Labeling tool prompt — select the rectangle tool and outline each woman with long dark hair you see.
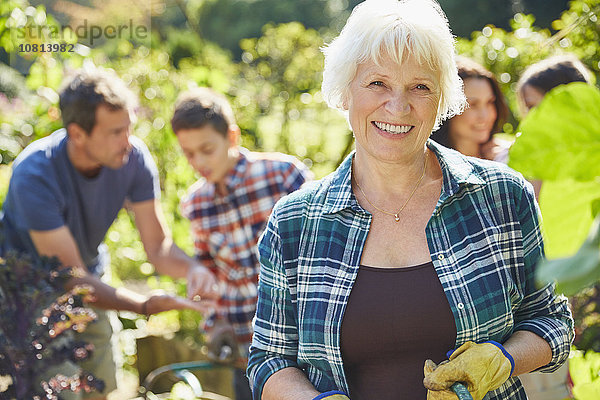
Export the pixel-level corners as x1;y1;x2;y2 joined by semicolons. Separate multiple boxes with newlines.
431;56;510;162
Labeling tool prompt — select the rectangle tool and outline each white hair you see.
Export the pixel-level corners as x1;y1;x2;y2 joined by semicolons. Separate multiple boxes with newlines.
321;0;467;130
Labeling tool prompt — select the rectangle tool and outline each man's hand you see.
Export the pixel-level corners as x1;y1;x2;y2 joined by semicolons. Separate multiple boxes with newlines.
186;264;221;300
144;291;217;315
423;341;514;400
205;318;238;364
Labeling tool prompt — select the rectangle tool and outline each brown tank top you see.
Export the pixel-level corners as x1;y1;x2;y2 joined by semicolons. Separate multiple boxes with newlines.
340;262;456;400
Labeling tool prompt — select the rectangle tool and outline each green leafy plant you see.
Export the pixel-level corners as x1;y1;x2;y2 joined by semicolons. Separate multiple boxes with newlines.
0;252;104;399
237;22;350;177
509;82;600;182
536;217;600;297
508;82;600;362
509;82;600;269
509;82;600;259
569;348;600;399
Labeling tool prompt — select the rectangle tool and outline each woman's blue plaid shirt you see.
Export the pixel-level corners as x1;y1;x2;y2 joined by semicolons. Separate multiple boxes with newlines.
248;140;574;400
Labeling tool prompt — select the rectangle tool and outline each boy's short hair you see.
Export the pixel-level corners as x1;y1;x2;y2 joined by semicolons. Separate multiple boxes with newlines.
59;67;136;134
171;88;236;136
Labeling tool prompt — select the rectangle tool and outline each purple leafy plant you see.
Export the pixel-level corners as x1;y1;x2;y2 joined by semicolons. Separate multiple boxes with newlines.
0;251;105;399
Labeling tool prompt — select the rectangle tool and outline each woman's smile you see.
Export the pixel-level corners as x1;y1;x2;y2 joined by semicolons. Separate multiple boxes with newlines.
372;121;414;137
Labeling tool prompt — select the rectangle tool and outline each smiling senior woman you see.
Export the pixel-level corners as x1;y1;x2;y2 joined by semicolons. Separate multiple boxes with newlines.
247;0;573;399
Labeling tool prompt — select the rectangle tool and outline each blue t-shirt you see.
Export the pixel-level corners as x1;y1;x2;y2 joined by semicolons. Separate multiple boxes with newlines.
0;129;159;273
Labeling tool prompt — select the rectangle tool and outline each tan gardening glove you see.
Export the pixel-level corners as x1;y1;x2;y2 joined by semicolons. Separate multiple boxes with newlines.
423;341;514;400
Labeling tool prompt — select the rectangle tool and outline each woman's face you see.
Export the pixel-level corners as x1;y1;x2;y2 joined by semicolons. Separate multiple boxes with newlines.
448;77;497;145
520;84;545;116
346;52;441;163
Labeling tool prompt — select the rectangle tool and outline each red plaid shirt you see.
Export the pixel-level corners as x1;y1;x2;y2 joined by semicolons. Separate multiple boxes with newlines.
180;148;310;356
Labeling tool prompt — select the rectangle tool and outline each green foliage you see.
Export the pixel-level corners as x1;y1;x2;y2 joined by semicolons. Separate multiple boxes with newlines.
0;71;62;165
161;28;205;68
508;83;600;257
237;22;350;177
1;0;78;70
569;348;600;399
509;83;600;181
571;284;600;352
456;0;600;132
184;0;570;60
536;217;600;297
456;13;555;130
0;252;103;398
505;63;600;354
550;0;600;81
0;1;68;165
442;0;518;38
439;0;569;38
0;165;10;205
538;180;600;259
0;62;28;99
197;0;340;58
509;82;600;261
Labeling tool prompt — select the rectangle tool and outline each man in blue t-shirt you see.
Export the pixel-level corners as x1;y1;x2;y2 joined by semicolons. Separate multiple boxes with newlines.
0;68;219;399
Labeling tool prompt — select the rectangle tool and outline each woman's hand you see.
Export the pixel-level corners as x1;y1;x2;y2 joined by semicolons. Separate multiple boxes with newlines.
423;341;513;400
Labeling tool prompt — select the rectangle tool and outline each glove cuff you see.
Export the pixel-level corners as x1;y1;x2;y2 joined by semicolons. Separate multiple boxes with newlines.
313;390;350;400
484;340;515;376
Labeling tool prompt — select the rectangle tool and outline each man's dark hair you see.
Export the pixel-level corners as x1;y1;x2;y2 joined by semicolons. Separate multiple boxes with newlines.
171;88;236;137
59;68;135;134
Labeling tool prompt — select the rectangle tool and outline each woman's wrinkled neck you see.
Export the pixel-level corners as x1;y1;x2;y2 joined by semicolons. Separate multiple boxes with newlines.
352;146;436;197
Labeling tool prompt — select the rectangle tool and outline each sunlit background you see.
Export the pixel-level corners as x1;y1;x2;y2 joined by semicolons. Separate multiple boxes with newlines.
1;0;599;398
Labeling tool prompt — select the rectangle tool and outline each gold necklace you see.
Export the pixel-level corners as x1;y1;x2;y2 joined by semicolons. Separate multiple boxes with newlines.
353;152;429;222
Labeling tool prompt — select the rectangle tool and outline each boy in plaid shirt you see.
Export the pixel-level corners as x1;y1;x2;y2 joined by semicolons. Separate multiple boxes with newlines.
171;88;310;399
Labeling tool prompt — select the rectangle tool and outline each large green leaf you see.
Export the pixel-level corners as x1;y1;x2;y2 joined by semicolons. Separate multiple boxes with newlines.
539;180;600;259
508;82;600;182
508;82;600;293
536;215;600;296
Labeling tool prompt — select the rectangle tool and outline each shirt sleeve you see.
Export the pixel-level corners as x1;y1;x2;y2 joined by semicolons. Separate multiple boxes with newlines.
128;139;160;203
179;194;217;270
282;158;312;194
11;171;65;231
247;206;300;400
512;179;574;373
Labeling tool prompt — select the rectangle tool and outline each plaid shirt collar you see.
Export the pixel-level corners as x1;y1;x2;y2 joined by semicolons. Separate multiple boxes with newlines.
213;147;251;193
323;139;486;215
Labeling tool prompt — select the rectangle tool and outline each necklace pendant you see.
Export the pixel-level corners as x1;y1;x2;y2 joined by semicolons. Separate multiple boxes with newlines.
394;214;400;222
